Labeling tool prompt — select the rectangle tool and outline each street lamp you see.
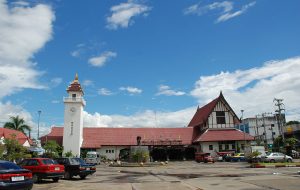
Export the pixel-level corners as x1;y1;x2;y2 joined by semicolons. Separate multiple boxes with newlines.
37;110;41;140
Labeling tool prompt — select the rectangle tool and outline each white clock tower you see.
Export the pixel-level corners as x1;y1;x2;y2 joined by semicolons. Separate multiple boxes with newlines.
63;73;85;157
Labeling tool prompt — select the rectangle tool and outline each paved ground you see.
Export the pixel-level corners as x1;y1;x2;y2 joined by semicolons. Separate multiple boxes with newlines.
32;161;300;190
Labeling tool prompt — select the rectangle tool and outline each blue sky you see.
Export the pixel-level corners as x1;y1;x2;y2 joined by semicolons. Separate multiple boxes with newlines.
0;0;300;138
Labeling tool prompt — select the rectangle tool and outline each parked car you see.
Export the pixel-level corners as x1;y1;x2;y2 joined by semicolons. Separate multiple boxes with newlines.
55;157;96;179
263;152;293;163
19;158;64;183
216;151;235;162
195;152;215;163
0;160;33;190
85;151;101;165
231;153;246;162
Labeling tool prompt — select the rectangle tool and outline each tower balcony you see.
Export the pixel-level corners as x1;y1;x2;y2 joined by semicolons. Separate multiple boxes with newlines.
63;97;86;106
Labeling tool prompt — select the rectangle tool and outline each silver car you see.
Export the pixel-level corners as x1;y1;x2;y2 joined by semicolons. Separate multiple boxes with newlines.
264;152;293;163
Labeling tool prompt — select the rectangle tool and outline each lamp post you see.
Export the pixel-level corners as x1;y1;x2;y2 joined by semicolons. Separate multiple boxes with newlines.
37;110;41;140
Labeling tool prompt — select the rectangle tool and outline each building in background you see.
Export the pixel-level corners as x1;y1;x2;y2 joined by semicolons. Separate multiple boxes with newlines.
242;116;281;146
41;74;254;160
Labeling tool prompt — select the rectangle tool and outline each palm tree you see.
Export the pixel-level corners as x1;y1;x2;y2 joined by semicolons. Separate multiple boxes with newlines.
3;116;31;135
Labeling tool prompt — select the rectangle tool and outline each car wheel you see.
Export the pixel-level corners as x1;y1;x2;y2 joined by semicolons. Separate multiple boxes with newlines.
32;174;40;183
287;158;292;163
80;175;87;179
270;159;275;163
64;171;72;180
53;177;59;182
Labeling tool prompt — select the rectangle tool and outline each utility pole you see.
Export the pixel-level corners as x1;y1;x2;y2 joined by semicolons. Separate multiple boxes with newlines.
37;110;42;140
274;98;285;141
241;110;246;150
262;113;267;146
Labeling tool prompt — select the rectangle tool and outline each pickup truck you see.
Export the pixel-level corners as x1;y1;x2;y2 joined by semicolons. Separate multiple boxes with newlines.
55;157;96;179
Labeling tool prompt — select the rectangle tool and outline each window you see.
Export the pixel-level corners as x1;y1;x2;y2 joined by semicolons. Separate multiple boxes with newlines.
232;144;235;149
219;144;223;151
112;150;114;153
216;111;226;124
106;150;108;153
72;94;76;100
209;145;213;150
225;144;229;150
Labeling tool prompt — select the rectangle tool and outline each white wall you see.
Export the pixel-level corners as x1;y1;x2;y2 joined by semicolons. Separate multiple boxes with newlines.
208;101;237;129
63;94;85;157
97;146;129;160
244;117;280;144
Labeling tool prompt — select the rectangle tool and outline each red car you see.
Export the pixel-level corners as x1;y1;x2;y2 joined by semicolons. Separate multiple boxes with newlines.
19;158;64;183
195;152;215;163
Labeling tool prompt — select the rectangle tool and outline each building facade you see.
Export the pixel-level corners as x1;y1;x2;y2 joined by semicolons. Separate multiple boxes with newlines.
41;74;254;160
243;116;280;145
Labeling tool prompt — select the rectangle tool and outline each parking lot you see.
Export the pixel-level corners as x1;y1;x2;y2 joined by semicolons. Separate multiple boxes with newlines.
32;161;300;190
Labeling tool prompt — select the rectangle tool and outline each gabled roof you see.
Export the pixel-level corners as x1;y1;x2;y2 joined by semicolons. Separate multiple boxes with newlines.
66;73;84;94
40;127;194;148
193;128;254;142
0;127;32;145
188;92;240;127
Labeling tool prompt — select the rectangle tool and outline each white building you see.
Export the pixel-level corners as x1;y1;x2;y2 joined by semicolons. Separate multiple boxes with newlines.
243;116;280;145
63;73;85;157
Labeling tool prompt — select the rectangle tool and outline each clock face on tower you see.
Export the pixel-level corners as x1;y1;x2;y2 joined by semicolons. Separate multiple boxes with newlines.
70;107;76;113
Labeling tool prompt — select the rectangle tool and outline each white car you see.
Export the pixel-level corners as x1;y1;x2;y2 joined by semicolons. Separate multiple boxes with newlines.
263;152;293;163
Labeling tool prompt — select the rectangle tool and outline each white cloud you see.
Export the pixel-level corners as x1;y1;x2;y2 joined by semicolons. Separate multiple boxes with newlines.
50;77;62;87
0;0;55;137
83;80;94;87
83;108;194;128
51;100;60;104
156;85;185;96
88;51;117;67
119;86;142;95
217;2;256;23
106;0;151;30
0;0;55;98
184;1;256;23
190;56;300;121
98;88;113;96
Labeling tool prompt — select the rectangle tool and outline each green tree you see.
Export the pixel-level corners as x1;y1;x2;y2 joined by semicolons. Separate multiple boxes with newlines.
3;134;26;162
285;137;298;149
43;140;60;158
273;136;284;152
286;121;300;125
64;151;73;157
4;116;31;135
0;144;5;159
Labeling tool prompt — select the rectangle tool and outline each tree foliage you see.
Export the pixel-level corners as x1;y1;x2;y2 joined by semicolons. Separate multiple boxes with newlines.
3;134;26;162
4;116;31;135
286;121;300;125
43;140;60;158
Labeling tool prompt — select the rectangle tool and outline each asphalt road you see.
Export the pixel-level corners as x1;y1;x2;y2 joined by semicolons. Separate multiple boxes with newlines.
32;161;300;190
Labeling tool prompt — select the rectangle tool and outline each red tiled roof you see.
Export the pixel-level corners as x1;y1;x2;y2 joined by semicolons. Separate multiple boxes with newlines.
41;127;194;148
0;127;32;145
188;98;218;127
188;92;240;127
193;128;255;142
66;74;84;94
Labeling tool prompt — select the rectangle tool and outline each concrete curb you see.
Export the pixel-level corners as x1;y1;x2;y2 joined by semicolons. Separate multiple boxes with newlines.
251;164;300;168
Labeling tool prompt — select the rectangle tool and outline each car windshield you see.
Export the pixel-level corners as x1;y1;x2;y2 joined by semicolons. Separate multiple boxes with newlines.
70;158;86;165
266;152;272;156
42;159;58;165
86;154;96;158
0;162;22;170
